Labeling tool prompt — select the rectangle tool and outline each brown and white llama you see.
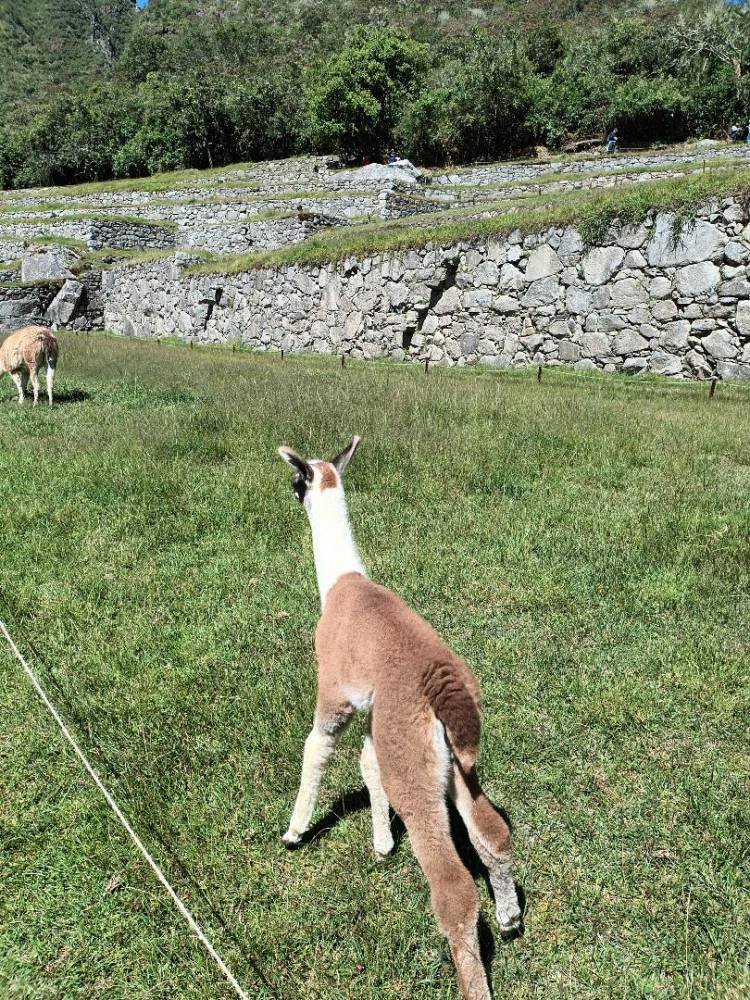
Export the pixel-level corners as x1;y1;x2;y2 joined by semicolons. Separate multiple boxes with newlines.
278;436;522;1000
0;326;58;406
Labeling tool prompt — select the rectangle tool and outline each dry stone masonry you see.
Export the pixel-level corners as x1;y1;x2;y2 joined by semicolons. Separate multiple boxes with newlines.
102;198;750;380
2;148;750;379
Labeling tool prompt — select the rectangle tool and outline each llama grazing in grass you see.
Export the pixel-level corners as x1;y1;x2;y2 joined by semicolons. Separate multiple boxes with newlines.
0;326;58;406
278;437;522;1000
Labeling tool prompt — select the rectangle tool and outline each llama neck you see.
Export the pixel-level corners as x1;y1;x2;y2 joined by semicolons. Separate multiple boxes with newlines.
308;489;367;608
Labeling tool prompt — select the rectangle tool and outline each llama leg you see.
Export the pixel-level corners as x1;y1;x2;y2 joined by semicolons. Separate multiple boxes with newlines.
10;372;24;404
403;807;490;1000
29;366;40;406
46;365;55;406
360;733;393;856
451;764;522;934
283;706;352;846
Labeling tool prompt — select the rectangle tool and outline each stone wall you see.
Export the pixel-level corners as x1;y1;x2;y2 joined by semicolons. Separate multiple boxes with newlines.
0;283;60;331
433;144;750;187
0;272;103;332
100;198;750;380
88;220;176;251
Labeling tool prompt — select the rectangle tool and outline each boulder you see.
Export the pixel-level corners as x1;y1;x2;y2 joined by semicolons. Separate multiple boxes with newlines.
525;245;561;281
463;288;492;309
387;281;410;307
45;279;85;326
659;321;690;351
474;261;499;286
522;276;560;306
649;277;673;300
651;300;679;322
735;300;750;337
702;329;737;360
499;263;524;291
721;277;750;297
336;162;420;186
21;246;75;283
623;357;648;374
558;228;584;256
716;360;750;380
460;333;478;355
685;349;712;377
617;224;649;250
582;246;624;285
647;214;725;267
724;241;748;266
650;352;683;376
558;339;580;363
674;262;720;298
580;332;611;358
566;285;592;315
432;286;462;315
610;278;647;310
613;329;648;355
493;295;520;314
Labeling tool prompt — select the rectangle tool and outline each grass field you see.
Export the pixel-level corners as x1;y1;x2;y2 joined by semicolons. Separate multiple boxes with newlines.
0;333;748;999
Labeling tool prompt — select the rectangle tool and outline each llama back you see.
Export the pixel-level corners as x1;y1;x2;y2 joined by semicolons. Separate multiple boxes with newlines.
1;326;57;371
319;572;482;768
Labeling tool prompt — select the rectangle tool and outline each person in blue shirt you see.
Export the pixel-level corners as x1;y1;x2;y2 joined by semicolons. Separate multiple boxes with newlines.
606;127;619;153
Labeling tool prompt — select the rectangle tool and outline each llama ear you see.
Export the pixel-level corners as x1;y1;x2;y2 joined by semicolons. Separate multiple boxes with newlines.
330;436;361;476
277;446;313;482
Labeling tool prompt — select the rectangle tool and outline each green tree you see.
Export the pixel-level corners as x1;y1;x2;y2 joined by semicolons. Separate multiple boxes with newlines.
399;32;535;164
305;27;428;159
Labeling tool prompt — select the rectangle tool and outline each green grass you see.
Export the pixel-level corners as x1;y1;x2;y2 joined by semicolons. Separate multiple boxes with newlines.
26;235;88;251
188;167;750;274
0;333;748;999
470;156;749;195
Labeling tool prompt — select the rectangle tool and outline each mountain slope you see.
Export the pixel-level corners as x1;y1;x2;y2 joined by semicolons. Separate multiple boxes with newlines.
0;0;135;118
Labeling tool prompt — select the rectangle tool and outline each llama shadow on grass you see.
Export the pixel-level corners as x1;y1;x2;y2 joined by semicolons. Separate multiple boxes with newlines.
52;388;91;405
292;783;525;986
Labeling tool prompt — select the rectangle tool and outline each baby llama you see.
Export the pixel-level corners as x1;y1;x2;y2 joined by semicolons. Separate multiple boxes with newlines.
278;436;521;1000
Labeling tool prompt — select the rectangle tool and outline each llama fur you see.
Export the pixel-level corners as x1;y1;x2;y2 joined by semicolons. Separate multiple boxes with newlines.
278;437;522;1000
0;326;58;405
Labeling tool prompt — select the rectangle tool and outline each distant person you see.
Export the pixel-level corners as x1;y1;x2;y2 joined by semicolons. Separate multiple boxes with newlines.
746;121;750;145
362;154;370;166
606;127;618;153
387;148;398;163
729;123;743;141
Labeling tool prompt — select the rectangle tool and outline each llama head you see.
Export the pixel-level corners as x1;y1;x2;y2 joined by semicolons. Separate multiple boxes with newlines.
277;437;360;511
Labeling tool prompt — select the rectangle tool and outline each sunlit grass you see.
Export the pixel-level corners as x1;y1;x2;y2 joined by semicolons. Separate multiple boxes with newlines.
0;333;748;999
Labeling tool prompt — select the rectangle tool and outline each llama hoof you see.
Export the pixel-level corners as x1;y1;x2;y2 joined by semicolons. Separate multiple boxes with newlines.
496;901;523;936
281;829;302;848
373;837;394;857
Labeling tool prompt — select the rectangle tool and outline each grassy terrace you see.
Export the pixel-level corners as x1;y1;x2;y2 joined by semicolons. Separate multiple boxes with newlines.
0;333;748;999
468;156;749;196
0;141;740;204
0;213;177;232
188;168;750;274
0;191;379;216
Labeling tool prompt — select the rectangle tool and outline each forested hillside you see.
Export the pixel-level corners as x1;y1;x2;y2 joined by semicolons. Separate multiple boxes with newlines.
1;0;749;189
0;0;134;114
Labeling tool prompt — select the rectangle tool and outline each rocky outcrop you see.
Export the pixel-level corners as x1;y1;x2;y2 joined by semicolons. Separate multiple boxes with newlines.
20;245;76;283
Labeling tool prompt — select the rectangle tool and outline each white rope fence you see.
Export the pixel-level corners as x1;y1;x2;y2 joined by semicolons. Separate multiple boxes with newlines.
0;620;250;1000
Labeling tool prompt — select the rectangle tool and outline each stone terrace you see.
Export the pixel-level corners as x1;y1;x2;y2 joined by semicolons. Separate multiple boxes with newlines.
1;144;750;379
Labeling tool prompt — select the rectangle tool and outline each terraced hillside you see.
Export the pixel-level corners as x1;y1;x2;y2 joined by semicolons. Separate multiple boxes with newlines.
1;141;750;380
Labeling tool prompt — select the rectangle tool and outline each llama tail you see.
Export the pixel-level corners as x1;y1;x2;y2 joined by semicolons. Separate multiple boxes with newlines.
40;330;57;368
423;661;481;774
